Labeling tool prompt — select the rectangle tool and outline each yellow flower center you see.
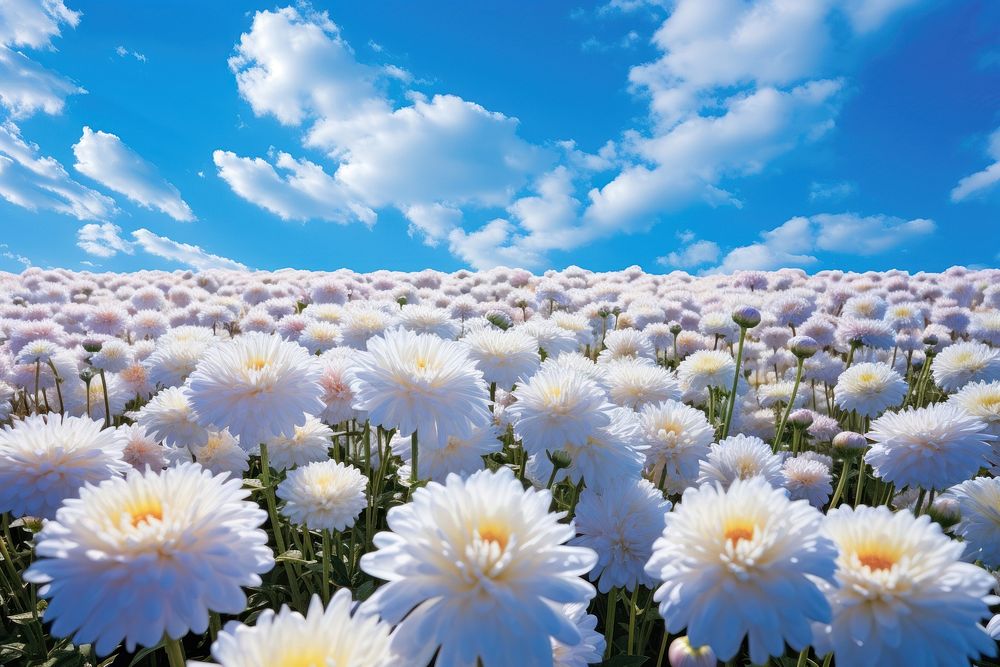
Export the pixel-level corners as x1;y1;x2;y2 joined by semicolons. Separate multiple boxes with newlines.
246;356;268;371
277;649;329;667
477;521;510;551
723;519;756;545
856;548;897;571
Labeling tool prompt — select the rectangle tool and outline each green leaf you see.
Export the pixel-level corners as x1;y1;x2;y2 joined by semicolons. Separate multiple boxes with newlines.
128;644;163;667
275;549;307;563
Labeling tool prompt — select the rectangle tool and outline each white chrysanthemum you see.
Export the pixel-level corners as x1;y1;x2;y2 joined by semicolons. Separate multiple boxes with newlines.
833;362;907;417
89;339;133;373
348;328;491;449
813;505;997;667
603;357;681;409
144;329;215;388
118;361;154;399
597;328;655;364
0;414;129;519
63;371;130;419
24;463;274;655
507;364;614;456
521;319;580;357
398;304;461;339
948;476;1000;567
360;467;597;667
133;385;209;448
190;591;395;667
865;403;996;490
571;479;670;593
298;320;342;354
932;341;1000;393
393;422;501;483
782;456;832;508
756;380;808;409
277;459;367;531
637;399;714;493
645;477;836;665
340;305;397;350
317;352;365;424
697;434;784;490
551;406;647;490
192;430;249;477
677;350;736;392
551;603;605;667
969;311;1000;346
948;380;1000;436
187;332;324;447
462;328;540;389
118;423;167;471
264;416;333;470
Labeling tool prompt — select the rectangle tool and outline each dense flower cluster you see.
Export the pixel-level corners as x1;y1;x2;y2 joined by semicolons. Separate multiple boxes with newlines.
0;264;998;666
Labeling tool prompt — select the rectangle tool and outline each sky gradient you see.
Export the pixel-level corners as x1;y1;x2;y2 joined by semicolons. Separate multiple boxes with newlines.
0;0;997;274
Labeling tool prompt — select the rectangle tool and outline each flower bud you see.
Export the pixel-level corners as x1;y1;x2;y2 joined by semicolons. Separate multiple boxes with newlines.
546;449;572;471
832;431;868;452
922;333;939;347
668;636;717;667
669;323;683;335
485;310;512;330
788;335;819;359
789;408;814;428
732;305;761;329
928;496;961;528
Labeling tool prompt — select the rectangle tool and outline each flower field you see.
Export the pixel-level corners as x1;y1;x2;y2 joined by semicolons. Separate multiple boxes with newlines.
1;264;1000;666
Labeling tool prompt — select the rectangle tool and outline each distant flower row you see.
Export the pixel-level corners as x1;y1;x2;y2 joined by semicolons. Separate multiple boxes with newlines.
0;264;998;666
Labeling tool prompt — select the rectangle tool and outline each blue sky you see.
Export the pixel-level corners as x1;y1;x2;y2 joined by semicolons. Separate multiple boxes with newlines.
0;0;997;274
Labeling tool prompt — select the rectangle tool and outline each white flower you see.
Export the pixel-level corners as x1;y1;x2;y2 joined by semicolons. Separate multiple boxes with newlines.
603;357;682;409
833;362;907;417
0;414;129;518
24;463;274;655
298;320;342;354
571;479;670;593
360;467;597;667
558;407;647;490
462;328;540;389
187;332;324;447
192;430;249;477
932;341;1000;393
645;477;836;664
865;403;996;490
551;603;605;667
264;416;334;470
948;380;1000;436
348;328;491;449
63;371;130;419
637;399;714;493
143;326;216;388
317;352;365;424
191;591;395;667
89;339;134;373
133;385;209;448
507;365;614;456
814;505;997;666
677;350;736;392
393;422;502;483
118;423;167;471
277;459;367;531
947;476;1000;567
697;434;784;490
782;456;832;508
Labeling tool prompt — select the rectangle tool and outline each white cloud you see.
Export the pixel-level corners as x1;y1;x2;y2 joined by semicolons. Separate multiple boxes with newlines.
404;203;461;246
0;243;30;267
0;121;117;220
447;218;544;270
212;149;375;225
115;45;147;62
73;127;195;221
950;127;1000;202
76;222;134;258
710;212;935;272
842;0;923;34
809;180;856;202
131;228;247;271
0;0;83;118
658;239;721;268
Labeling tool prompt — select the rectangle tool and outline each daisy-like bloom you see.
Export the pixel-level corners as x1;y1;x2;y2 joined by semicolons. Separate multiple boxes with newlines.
187;332;325;447
644;477;836;665
551;603;605;667
676;350;736;393
507;364;614;457
298;320;342;354
348;327;491;449
932;341;1000;393
89;339;133;373
836;317;895;350
813;505;997;667
118;423;167;471
571;479;671;593
190;591;395;667
597;328;656;364
277;459;367;531
697;434;784;490
63;371;130;419
969;310;1000;346
398;304;461;339
603;357;681;409
865;403;996;490
636;399;714;493
462;328;540;389
133;385;210;448
948;380;1000;436
393;422;502;483
192;430;249;477
947;476;1000;567
143;330;215;388
317;352;365;424
521;319;580;357
339;305;397;350
833;362;907;418
782;456;832;508
0;414;130;519
550;312;596;347
118;360;154;399
553;407;647;491
24;463;274;655
85;303;130;337
756;380;808;409
15;338;60;365
263;416;333;470
360;467;598;667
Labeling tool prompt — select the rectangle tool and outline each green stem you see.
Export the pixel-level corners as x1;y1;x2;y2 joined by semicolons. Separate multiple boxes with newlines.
604;588;618;659
655;631;669;667
321;529;332;604
98;369;112;426
162;636;185;667
854;460;867;507
408;431;418;500
46;360;64;414
627;585;640;655
722;327;747;439
796;648;810;667
259;444;303;609
773;359;804;453
829;459;852;508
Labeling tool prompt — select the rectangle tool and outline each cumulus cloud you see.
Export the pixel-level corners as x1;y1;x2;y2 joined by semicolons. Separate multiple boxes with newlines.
658;239;721;269
76;222;134;258
0;121;117;220
0;0;84;118
710;213;935;273
72;127;195;221
950;127;1000;202
130;228;248;271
